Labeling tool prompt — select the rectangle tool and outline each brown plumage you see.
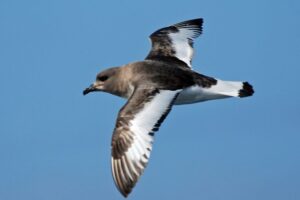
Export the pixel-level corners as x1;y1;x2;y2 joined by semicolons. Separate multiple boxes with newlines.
83;18;254;197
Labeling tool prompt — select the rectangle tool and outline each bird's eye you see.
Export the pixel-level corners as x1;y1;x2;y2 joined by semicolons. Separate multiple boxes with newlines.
98;75;108;82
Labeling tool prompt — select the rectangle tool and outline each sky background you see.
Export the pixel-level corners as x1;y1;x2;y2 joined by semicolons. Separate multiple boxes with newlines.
1;0;299;199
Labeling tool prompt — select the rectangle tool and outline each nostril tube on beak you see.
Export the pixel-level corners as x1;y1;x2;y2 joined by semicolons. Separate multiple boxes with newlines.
83;88;90;95
83;84;95;95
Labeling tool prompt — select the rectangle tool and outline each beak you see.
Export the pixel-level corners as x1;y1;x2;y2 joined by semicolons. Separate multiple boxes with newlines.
83;84;97;95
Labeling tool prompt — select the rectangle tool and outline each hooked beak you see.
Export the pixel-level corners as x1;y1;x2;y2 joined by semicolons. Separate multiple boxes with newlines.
83;83;101;95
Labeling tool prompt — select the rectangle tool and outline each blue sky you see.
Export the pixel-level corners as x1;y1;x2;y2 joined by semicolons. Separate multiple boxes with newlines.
1;0;299;199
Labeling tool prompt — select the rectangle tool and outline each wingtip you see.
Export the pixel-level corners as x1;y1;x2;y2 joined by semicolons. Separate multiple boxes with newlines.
111;157;136;198
192;18;204;24
149;18;204;39
174;18;204;35
175;18;203;27
120;191;130;198
179;18;203;24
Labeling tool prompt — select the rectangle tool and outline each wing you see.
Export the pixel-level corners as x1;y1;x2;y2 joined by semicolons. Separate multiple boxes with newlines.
146;18;203;68
111;87;181;197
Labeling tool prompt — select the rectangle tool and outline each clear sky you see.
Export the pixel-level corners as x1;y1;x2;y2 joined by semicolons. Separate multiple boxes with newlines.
1;0;299;199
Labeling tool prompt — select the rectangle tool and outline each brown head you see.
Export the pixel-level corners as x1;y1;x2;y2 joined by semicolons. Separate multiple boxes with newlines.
83;67;121;96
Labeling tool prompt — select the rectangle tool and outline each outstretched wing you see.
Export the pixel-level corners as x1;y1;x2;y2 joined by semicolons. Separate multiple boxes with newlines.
146;18;203;68
111;87;181;197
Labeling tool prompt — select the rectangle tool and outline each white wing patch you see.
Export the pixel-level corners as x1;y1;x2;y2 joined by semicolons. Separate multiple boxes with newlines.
146;18;203;69
169;24;202;67
130;90;180;134
125;89;180;164
111;89;181;197
169;31;194;67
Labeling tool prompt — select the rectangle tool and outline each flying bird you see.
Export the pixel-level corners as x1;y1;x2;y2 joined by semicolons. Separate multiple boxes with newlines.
83;18;254;197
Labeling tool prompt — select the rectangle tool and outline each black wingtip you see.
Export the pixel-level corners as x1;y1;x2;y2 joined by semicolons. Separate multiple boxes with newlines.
177;18;203;25
239;82;254;97
121;191;129;198
190;18;203;25
149;18;204;39
175;18;203;33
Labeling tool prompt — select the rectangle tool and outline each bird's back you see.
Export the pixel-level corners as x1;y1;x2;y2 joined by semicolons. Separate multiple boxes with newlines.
124;60;198;90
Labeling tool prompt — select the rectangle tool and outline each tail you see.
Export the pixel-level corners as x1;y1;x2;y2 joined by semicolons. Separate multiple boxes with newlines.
210;80;254;98
239;82;254;97
174;79;254;105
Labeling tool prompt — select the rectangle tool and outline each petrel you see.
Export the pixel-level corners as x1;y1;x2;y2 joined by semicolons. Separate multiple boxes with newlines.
83;18;254;197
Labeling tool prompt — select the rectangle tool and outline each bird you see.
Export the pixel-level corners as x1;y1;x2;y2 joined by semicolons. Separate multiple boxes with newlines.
83;18;254;197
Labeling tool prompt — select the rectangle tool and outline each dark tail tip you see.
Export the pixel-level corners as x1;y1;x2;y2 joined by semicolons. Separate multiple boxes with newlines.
239;82;254;97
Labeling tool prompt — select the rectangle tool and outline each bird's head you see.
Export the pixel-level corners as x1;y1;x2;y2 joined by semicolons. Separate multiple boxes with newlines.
83;67;119;95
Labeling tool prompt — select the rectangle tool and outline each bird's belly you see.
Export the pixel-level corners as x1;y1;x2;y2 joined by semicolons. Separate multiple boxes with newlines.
174;85;229;105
